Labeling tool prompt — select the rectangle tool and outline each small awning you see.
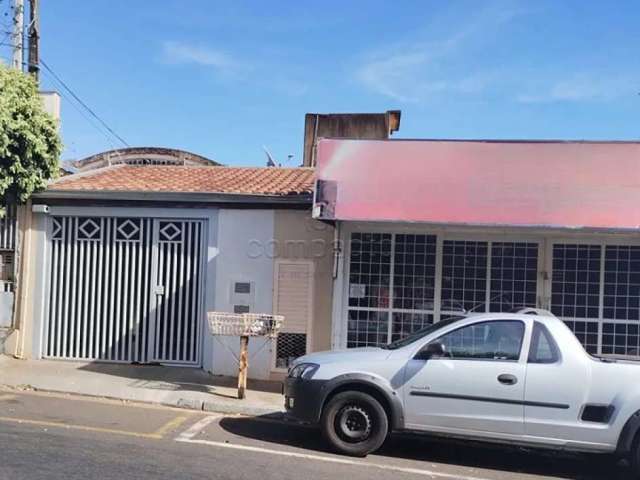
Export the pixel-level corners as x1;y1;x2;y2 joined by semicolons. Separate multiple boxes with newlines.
313;139;640;231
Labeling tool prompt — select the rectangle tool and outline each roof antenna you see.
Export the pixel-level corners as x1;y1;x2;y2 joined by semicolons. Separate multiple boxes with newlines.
263;146;278;167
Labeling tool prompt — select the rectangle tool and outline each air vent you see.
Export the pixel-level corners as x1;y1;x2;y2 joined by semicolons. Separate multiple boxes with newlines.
276;333;307;369
581;405;614;423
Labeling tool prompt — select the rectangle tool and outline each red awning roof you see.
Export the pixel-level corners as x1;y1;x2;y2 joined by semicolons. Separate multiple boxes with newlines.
314;139;640;230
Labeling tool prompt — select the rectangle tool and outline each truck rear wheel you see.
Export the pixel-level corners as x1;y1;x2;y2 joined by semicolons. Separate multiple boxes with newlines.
631;435;640;478
321;391;388;457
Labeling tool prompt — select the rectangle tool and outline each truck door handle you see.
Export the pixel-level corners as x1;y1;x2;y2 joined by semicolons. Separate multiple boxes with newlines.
497;374;518;385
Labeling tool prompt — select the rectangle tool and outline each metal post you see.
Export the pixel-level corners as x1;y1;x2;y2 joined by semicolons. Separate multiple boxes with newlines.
237;335;249;399
27;0;39;82
11;0;24;71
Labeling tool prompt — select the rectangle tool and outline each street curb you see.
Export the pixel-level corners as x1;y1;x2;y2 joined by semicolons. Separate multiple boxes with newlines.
171;397;285;417
201;399;284;417
1;383;285;417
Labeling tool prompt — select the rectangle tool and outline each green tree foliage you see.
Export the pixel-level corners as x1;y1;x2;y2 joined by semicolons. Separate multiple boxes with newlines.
0;65;61;209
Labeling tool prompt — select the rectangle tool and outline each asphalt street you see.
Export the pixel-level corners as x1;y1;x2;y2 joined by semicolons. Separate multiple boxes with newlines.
0;389;633;480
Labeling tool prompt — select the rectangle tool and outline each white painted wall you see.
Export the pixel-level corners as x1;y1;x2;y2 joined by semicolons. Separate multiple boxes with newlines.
30;211;49;358
207;209;275;380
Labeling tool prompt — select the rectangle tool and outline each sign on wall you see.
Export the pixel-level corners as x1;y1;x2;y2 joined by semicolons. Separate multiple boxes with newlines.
313;139;640;231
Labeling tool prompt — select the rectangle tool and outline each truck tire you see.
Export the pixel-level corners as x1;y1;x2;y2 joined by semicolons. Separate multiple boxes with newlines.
632;435;640;478
321;390;389;457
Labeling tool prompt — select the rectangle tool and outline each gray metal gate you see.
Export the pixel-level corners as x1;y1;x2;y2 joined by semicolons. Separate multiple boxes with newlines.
45;216;205;365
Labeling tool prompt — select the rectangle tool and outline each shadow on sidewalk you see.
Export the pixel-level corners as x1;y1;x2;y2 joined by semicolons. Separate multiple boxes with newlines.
218;415;630;480
78;362;282;398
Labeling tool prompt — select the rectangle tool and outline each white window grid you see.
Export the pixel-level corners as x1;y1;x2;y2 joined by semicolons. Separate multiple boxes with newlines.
551;244;601;320
440;240;488;315
346;234;538;348
440;240;538;316
601;245;640;355
347;310;390;348
603;246;640;321
551;243;640;357
347;233;392;310
393;234;437;311
490;242;538;312
347;233;436;347
344;230;640;358
563;320;599;354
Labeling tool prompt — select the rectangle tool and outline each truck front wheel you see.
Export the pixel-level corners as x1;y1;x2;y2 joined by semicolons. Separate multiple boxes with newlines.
321;391;388;457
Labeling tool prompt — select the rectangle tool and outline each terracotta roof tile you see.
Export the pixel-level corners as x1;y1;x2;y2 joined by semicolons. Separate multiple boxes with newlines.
49;165;315;196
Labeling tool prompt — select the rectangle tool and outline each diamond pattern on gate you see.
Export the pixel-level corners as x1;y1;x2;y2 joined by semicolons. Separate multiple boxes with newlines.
159;222;182;242
52;218;63;240
78;218;100;240
116;219;141;241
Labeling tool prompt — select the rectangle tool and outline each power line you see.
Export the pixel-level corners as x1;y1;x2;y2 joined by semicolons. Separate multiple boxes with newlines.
0;30;11;46
0;54;124;153
39;66;120;152
40;58;129;147
0;28;15;61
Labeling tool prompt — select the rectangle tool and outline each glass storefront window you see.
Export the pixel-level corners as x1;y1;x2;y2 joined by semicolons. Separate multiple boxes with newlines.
345;232;640;357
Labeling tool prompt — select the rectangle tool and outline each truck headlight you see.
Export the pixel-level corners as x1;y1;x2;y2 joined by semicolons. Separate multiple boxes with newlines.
288;363;319;379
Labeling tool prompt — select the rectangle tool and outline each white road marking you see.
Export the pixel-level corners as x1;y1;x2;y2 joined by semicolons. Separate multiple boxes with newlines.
174;414;498;480
177;437;499;480
176;414;221;441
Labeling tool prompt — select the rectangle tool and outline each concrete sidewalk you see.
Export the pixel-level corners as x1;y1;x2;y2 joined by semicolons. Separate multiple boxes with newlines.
0;356;284;416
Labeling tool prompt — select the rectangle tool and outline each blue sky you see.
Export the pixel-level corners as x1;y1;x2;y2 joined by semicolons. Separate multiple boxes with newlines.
2;0;639;165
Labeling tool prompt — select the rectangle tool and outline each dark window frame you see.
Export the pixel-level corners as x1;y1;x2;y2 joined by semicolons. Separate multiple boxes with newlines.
528;321;561;364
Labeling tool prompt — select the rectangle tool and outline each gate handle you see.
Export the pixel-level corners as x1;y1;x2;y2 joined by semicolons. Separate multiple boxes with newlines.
497;374;518;385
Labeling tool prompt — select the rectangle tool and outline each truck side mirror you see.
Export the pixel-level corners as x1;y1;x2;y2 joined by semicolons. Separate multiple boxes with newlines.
415;342;446;360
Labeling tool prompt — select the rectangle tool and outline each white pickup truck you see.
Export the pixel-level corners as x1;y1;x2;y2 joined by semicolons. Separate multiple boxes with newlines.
284;310;640;475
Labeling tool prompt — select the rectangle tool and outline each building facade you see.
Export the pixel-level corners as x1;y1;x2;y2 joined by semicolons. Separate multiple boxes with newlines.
315;139;640;359
10;157;330;381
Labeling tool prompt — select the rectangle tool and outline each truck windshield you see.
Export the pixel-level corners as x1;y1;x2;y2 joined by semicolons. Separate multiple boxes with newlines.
381;316;465;350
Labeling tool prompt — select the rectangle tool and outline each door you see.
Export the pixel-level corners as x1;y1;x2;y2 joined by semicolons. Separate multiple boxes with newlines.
149;219;205;365
403;319;527;435
524;321;594;443
45;216;205;365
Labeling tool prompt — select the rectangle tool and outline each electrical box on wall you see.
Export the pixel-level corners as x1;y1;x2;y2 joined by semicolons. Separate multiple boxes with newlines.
230;280;255;313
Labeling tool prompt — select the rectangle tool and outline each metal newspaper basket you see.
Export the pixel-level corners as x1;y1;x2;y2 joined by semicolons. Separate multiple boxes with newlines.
207;312;284;399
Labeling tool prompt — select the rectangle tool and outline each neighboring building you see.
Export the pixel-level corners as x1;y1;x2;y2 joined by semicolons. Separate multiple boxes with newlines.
302;110;401;167
0;204;16;340
69;147;220;172
1;90;63;353
4;110;404;378
314;138;640;359
10;158;333;381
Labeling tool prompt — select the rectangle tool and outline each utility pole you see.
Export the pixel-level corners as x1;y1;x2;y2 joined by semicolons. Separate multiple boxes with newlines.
27;0;38;83
11;0;24;71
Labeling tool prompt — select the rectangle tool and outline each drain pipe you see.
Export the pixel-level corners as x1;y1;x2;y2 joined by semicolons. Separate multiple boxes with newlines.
332;221;341;279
